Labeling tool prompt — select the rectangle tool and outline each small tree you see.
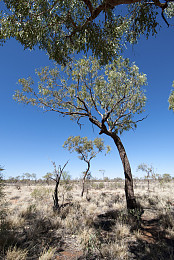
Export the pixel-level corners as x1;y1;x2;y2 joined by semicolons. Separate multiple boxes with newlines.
157;173;172;190
51;161;69;211
43;172;53;185
162;173;172;183
31;173;37;183
99;169;105;180
63;136;110;197
14;56;147;210
137;163;155;192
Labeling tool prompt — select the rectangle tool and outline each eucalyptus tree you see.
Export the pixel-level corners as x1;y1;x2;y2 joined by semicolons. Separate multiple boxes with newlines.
14;56;147;210
63;136;110;197
1;0;174;65
137;163;155;192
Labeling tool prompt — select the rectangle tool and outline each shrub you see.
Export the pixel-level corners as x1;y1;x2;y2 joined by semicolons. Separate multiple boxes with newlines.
0;166;7;230
6;246;28;260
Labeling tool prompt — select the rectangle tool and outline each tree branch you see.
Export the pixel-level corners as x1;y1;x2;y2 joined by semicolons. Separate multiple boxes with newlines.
49;177;57;182
83;0;94;15
84;81;103;117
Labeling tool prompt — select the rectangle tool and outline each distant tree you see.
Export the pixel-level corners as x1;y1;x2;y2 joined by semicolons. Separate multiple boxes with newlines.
43;172;53;185
8;176;18;183
61;171;71;185
137;163;155;192
24;173;31;180
63;136;110;197
162;173;172;183
99;169;105;180
31;173;37;182
14;56;147;210
104;177;110;182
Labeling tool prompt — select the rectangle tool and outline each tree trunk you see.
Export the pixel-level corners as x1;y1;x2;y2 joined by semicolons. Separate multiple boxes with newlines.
81;161;90;197
147;178;150;193
53;176;60;210
111;133;137;210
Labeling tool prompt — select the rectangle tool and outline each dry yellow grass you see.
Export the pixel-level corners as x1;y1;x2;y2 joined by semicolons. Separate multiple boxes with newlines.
1;180;174;259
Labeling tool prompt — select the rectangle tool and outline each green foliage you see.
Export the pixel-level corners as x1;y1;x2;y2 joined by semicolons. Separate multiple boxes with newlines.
162;173;172;183
168;81;174;111
137;163;156;192
98;182;105;189
42;172;53;184
156;173;172;186
63;136;110;162
165;2;174;18
61;171;71;184
31;188;51;200
1;0;171;65
14;56;147;136
137;163;156;179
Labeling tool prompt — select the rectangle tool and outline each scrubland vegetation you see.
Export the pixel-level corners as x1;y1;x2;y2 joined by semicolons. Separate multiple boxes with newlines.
1;2;174;259
1;178;174;259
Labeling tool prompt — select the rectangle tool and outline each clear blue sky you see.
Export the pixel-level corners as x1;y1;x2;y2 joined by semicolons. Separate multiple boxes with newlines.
1;24;174;180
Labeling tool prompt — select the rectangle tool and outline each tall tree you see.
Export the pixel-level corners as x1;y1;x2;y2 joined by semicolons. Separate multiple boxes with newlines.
0;0;174;65
63;136;110;197
14;56;147;210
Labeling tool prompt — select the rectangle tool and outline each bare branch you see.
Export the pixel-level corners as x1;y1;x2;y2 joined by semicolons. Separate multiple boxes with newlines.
49;177;57;182
61;160;69;173
134;114;148;124
76;95;90;114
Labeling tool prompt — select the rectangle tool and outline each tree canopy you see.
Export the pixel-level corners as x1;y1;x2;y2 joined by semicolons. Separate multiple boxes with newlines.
63;136;110;162
13;55;147;209
63;136;110;196
14;56;147;135
1;0;174;65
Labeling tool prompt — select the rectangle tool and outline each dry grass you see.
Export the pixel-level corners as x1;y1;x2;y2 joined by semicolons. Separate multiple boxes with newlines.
6;246;28;260
0;180;174;259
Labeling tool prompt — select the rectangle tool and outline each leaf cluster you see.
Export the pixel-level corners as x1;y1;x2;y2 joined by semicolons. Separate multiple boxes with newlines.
1;0;171;65
137;163;156;179
14;56;147;135
63;136;110;162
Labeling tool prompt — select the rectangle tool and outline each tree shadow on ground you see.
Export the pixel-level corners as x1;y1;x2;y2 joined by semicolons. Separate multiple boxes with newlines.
0;206;65;259
92;208;174;259
93;209;142;232
93;210;120;231
129;212;174;260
